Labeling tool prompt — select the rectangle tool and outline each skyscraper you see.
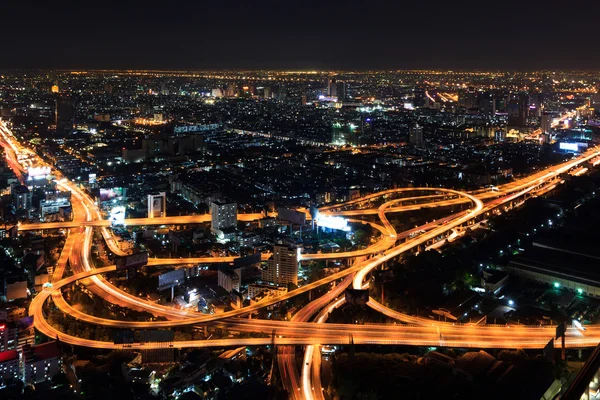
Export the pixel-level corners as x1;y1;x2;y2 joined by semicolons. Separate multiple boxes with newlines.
409;124;424;146
478;92;496;115
12;185;31;210
328;78;337;97
518;93;530;125
160;82;169;95
55;97;74;135
262;245;299;286
541;113;553;135
458;89;477;109
508;93;529;129
211;201;237;230
337;81;346;101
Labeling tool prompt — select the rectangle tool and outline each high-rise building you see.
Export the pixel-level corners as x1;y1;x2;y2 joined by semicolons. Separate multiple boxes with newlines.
147;192;166;218
328;78;337;97
55;97;74;135
478;92;496;115
541;113;553;134
508;93;529;128
263;86;272;99
337;81;347;101
12;185;31;210
518;93;530;125
458;89;478;109
262;245;299;286
529;93;544;117
160;82;169;96
218;266;241;293
211;201;237;230
409;124;424;146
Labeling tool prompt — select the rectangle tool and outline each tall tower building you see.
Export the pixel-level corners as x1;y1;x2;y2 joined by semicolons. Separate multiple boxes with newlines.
55;97;74;135
409;124;424;146
478;92;496;115
518;93;529;126
160;82;169;96
458;89;477;109
337;81;347;101
262;245;299;286
328;78;337;97
541;113;553;135
211;201;237;230
12;185;31;210
263;86;272;99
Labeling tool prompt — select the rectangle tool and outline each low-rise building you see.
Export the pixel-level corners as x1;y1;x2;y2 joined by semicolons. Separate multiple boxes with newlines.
481;270;509;295
218;267;241;293
23;341;63;384
247;284;288;300
0;350;19;381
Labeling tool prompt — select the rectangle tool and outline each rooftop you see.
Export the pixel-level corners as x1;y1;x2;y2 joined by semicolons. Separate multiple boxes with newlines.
0;350;18;363
25;340;61;362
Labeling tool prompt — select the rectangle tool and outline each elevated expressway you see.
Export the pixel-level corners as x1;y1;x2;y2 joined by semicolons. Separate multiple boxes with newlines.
28;149;600;344
3;120;600;398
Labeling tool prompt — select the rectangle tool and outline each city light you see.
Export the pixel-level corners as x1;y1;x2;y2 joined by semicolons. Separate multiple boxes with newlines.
4;63;600;399
573;319;586;331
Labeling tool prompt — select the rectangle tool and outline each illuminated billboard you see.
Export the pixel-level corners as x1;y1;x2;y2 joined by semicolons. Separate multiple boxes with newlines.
315;214;351;231
27;166;51;176
110;206;126;226
559;142;579;152
27;166;51;180
100;187;125;201
173;123;221;134
318;95;338;102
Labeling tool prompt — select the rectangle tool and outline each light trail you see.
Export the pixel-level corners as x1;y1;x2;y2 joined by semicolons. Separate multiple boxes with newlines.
4;120;600;362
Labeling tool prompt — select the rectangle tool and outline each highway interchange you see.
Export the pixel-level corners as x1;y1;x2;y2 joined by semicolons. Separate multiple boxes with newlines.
2;119;600;399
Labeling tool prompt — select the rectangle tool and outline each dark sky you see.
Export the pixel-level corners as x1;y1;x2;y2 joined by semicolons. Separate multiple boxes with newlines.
1;0;598;70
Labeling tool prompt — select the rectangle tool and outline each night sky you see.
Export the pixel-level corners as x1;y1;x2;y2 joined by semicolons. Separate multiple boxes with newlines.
1;0;598;70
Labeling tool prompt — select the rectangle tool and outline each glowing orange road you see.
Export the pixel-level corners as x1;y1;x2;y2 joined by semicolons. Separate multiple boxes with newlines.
31;267;600;350
33;187;473;333
4;119;600;356
304;296;346;400
31;146;600;349
353;188;483;289
18;196;463;230
279;275;355;399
